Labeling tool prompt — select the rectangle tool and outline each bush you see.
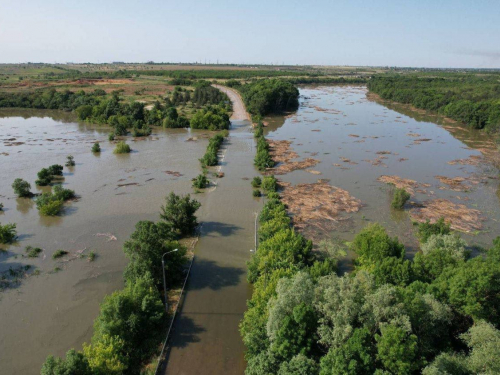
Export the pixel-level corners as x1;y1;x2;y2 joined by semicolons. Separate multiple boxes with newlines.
12;178;32;197
113;141;131;154
200;133;225;167
391;188;410;209
108;132;115;141
52;249;68;259
91;142;101;153
251;176;262;188
36;168;52;186
26;246;43;258
48;164;64;176
417;218;451;243
87;251;96;262
192;174;209;189
241;79;300;116
262;175;278;193
65;155;75;167
0;203;3;211
36;186;74;216
253;189;261;197
0;223;17;244
160;192;201;236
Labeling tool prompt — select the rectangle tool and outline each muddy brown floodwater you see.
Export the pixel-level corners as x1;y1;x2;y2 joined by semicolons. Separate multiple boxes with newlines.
264;86;500;270
0;109;214;374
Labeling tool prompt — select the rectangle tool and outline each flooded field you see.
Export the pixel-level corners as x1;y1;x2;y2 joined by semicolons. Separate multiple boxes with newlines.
264;86;500;266
0;109;212;374
1;86;499;374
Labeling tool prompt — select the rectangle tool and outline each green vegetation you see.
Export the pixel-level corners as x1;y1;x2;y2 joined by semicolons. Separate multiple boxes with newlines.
12;178;32;197
160;192;201;237
0;223;17;244
261;175;277;194
242;196;500;374
52;249;68;259
91;142;101;153
239;79;300;116
36;185;75;216
200;132;226;167
251;176;262;188
0;203;3;211
25;246;43;258
190;105;230;130
35;164;64;186
254;121;275;171
252;189;261;197
391;187;411;209
368;74;500;133
65;155;75;167
192;174;209;189
417;218;451;243
42;192;199;373
113;141;131;154
87;251;96;262
108;132;115;141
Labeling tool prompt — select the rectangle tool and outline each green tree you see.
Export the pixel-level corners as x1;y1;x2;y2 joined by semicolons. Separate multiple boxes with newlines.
83;334;127;375
391;188;410;209
160;192;201;236
41;349;91;375
12;178;32;197
0;223;17;244
375;324;419;375
352;223;405;268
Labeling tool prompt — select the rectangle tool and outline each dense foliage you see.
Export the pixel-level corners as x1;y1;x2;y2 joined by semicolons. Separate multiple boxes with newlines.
42;192;200;374
254;121;275;171
36;185;75;216
200;132;226;167
190;105;230;130
243;197;500;374
240;79;300;116
113;141;131;154
368;74;500;132
391;188;410;209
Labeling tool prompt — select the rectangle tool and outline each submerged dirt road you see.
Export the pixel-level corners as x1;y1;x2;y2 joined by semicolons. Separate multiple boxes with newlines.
160;87;259;374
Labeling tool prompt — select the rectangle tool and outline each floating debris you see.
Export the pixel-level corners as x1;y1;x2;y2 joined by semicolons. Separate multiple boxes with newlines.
409;199;484;233
377;175;431;195
95;233;117;241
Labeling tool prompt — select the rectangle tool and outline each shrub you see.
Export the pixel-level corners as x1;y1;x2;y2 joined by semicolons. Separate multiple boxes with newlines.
108;132;115;141
0;203;3;211
39;199;64;216
113;141;131;154
262;175;278;193
25;246;43;257
36;186;74;216
76;105;93;120
391;188;410;209
47;164;64;176
12;178;32;197
192;174;209;189
88;251;96;262
0;223;17;244
65;155;75;167
251;176;262;188
417;218;451;243
160;192;201;236
253;189;261;197
53;249;68;259
36;168;52;186
91;142;101;153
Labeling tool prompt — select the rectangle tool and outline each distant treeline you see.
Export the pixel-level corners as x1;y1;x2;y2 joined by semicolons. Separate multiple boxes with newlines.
283;76;368;85
38;69;322;81
368;75;500;132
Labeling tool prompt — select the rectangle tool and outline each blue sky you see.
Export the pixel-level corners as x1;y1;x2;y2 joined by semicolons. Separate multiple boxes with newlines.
0;0;499;68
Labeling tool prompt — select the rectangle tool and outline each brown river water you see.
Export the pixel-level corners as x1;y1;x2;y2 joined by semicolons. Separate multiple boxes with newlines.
0;85;499;374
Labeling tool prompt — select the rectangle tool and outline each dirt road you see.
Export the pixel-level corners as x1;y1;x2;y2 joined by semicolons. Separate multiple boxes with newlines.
213;84;251;121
